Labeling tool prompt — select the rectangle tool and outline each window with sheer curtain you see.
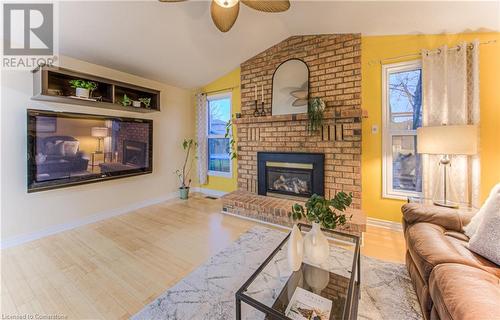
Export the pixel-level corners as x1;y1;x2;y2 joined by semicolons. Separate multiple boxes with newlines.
382;60;423;199
207;93;232;177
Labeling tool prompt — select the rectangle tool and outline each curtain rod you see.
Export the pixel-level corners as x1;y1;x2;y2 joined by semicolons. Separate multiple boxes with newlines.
370;40;497;66
199;86;238;96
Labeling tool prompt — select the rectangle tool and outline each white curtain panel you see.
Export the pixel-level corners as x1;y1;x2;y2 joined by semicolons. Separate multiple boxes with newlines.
421;40;480;206
196;93;208;185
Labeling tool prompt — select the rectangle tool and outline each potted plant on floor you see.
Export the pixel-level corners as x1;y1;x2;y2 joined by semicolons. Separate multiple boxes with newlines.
290;192;353;265
68;79;98;99
175;138;197;200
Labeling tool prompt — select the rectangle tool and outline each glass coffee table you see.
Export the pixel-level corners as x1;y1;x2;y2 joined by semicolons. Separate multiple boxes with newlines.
236;223;361;320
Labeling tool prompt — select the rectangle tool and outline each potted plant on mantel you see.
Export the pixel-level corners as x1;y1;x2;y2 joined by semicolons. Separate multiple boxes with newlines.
68;79;98;99
289;192;353;265
175;138;197;200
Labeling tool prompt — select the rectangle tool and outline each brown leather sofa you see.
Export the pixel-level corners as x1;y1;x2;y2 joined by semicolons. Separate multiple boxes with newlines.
402;203;500;320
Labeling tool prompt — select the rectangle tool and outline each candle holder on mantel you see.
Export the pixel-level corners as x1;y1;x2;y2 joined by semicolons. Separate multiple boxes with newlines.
260;101;266;116
253;100;260;117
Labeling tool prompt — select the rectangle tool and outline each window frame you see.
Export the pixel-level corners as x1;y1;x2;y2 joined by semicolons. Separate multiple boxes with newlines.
207;92;233;178
382;60;422;200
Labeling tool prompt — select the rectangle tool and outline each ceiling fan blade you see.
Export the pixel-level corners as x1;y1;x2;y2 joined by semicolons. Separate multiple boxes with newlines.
241;0;290;12
211;0;240;32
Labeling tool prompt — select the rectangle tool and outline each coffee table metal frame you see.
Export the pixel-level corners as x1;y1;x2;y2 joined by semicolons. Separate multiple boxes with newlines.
235;223;361;320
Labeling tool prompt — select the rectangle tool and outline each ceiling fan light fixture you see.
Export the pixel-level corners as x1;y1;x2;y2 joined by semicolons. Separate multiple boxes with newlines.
214;0;239;8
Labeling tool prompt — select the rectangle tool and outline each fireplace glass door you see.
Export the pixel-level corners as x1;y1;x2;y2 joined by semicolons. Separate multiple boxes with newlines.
266;162;313;198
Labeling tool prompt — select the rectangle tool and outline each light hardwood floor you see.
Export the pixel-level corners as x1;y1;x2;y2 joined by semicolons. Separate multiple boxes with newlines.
1;194;406;319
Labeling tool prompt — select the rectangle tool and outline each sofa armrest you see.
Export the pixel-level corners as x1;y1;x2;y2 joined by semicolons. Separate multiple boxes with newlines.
402;203;475;233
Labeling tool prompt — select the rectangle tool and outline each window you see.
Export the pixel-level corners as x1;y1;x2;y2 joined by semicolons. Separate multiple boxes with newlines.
207;93;232;177
382;60;423;199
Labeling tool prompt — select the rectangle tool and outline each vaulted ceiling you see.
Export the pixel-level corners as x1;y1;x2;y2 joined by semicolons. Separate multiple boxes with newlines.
59;1;500;88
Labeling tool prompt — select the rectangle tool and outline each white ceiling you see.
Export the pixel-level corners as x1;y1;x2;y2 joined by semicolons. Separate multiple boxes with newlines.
59;1;500;89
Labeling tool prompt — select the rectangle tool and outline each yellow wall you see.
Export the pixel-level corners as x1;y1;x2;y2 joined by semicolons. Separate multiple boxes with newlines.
199;67;241;192
362;33;500;222
200;33;500;222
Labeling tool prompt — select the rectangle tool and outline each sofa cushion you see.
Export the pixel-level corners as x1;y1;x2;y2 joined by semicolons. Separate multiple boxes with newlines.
469;201;500;265
464;183;500;237
402;203;474;233
406;223;500;283
429;263;500;320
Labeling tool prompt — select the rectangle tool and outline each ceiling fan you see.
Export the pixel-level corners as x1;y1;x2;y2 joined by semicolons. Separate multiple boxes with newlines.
159;0;290;32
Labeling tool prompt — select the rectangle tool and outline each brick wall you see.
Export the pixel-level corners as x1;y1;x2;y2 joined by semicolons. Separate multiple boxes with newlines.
235;34;362;208
116;122;150;163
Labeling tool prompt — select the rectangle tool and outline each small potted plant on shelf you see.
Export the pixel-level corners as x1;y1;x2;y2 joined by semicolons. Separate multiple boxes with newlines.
290;192;353;265
175;138;197;200
119;94;132;107
138;97;151;109
68;79;98;99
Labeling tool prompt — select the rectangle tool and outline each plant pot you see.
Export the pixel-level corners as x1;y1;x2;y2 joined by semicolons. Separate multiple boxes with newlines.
132;101;141;108
75;88;90;99
179;187;190;200
303;222;329;266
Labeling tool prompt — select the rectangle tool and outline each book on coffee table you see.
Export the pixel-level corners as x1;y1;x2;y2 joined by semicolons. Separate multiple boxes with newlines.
285;287;332;320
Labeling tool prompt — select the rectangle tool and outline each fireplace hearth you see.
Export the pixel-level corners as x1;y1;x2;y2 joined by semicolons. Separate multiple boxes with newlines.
258;152;324;199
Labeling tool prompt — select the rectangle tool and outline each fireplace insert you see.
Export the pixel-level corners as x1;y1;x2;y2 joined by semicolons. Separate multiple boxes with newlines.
27;109;153;192
257;152;324;199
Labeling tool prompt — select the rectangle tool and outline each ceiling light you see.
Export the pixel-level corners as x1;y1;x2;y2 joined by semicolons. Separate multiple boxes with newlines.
214;0;239;8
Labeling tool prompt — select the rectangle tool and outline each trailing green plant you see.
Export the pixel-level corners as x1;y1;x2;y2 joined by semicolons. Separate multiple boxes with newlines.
290;192;353;229
225;119;237;160
119;94;132;107
175;138;197;189
307;97;326;134
68;79;98;91
138;97;151;108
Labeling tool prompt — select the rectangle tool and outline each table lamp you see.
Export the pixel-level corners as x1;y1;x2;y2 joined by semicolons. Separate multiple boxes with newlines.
91;127;108;153
417;124;478;208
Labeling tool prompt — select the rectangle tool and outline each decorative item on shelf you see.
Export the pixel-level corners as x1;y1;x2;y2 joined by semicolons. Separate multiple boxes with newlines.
290;192;353;266
225;119;237;160
235;112;242;118
175;138;197;200
272;58;309;116
132;100;141;108
47;88;62;96
68;79;97;99
91;127;108;153
138;97;151;109
307;97;325;134
252;84;266;117
119;94;132;107
260;101;266;116
417;124;478;208
287;224;304;272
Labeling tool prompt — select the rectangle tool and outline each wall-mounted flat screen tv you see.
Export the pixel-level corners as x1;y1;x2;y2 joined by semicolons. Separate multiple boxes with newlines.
27;109;153;192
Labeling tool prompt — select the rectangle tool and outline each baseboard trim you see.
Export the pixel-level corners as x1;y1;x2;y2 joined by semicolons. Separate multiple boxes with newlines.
192;187;228;198
1;192;179;249
367;217;403;231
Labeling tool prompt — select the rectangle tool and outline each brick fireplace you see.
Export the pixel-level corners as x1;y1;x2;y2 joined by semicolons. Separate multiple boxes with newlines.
221;34;365;234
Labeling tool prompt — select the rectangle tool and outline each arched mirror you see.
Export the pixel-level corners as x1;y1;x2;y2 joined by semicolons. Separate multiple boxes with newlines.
271;59;309;116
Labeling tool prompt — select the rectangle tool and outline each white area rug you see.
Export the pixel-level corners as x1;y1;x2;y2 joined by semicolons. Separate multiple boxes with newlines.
132;226;422;320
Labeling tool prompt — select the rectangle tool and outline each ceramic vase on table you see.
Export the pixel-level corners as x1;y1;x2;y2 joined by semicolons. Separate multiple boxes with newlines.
287;224;304;272
303;222;329;266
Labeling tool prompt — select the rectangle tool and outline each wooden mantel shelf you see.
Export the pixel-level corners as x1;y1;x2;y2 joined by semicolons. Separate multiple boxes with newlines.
233;109;368;125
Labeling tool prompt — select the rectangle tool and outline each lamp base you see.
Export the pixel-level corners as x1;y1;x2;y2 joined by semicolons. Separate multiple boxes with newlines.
433;200;459;209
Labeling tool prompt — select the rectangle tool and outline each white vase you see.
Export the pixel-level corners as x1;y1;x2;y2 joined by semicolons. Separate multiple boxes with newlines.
75;87;90;98
287;224;304;272
303;222;330;266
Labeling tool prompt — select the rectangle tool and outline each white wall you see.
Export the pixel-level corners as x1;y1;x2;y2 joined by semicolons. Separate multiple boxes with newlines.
0;56;195;245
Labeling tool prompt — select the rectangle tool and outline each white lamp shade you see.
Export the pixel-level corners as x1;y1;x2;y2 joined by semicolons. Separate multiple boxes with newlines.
91;127;108;138
417;125;478;155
